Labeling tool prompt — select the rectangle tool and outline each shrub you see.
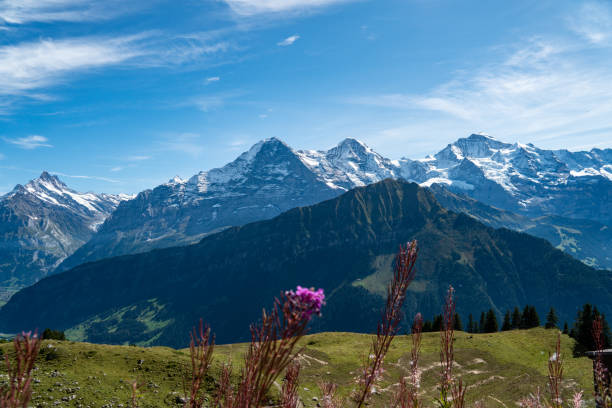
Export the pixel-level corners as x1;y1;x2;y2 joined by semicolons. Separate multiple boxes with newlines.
41;328;65;341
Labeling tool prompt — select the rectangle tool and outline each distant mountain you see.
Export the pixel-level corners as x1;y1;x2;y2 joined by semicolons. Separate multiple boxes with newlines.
429;185;612;270
58;135;612;272
57;138;341;272
0;172;130;300
3;179;610;347
400;134;612;224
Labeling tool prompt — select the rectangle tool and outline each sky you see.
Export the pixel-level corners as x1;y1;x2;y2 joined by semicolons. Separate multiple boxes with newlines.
1;0;612;194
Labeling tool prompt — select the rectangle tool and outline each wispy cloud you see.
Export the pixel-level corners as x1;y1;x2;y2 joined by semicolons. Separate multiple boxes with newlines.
4;135;53;149
126;155;151;161
0;36;144;96
52;171;119;183
222;0;354;16
0;33;233;113
568;1;612;45
206;76;221;83
347;35;612;150
0;0;143;25
195;95;228;112
157;133;205;156
277;35;300;46
192;90;246;112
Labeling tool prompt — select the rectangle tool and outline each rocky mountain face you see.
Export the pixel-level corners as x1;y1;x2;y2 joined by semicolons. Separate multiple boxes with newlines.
0;172;130;300
58;135;612;272
57;138;342;272
3;180;610;347
399;134;612;224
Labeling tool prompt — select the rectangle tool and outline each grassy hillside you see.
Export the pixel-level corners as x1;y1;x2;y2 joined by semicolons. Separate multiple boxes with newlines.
0;328;595;407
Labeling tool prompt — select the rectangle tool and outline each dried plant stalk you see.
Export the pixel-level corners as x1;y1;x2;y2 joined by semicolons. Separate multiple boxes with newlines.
593;317;611;408
439;286;455;397
354;240;418;408
0;331;41;408
185;320;215;408
280;361;300;408
318;382;342;408
547;332;563;408
218;286;324;408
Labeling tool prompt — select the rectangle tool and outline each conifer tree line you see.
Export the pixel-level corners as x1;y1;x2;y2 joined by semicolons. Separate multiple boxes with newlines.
419;303;612;352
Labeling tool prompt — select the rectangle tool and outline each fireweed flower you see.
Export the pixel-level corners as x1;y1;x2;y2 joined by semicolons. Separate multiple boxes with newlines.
286;286;325;320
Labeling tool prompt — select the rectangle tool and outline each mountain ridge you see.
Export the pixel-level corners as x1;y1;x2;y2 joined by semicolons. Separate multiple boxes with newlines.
3;179;609;346
57;134;612;272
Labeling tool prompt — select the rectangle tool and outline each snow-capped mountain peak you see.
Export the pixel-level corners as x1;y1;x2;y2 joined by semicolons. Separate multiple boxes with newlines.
0;172;134;291
57;134;612;276
3;172;132;232
167;175;186;185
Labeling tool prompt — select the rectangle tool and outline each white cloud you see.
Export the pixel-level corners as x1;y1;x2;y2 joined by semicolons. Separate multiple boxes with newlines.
277;35;300;46
52;171;119;183
0;0;142;25
0;33;232;113
568;1;612;45
347;39;612;151
206;76;221;83
4;135;53;149
110;166;123;172
0;36;143;97
222;0;352;16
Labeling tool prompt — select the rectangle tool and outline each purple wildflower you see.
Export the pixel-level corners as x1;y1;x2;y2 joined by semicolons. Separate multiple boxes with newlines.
286;286;325;320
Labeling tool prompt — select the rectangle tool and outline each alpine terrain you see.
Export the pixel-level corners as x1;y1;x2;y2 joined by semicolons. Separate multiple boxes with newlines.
58;135;612;272
0;172;131;301
3;179;610;346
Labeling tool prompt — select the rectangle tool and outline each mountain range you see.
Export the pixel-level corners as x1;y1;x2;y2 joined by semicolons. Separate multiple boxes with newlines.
2;179;609;346
2;134;610;303
58;134;612;273
0;172;130;301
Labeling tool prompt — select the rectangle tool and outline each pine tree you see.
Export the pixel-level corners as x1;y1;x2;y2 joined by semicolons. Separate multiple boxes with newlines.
529;306;540;328
422;320;433;333
432;314;443;332
572;304;612;353
467;314;475;333
545;307;558;329
501;310;512;331
454;313;463;331
484;309;499;333
520;305;530;329
479;311;486;333
563;322;569;335
41;328;66;340
511;307;521;329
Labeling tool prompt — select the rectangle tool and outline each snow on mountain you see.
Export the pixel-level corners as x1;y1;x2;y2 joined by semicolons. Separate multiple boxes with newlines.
2;172;131;231
0;172;131;298
297;138;398;190
57;134;612;274
398;134;612;221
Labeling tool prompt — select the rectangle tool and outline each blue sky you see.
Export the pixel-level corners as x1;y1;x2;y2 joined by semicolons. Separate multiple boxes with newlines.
1;0;612;194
